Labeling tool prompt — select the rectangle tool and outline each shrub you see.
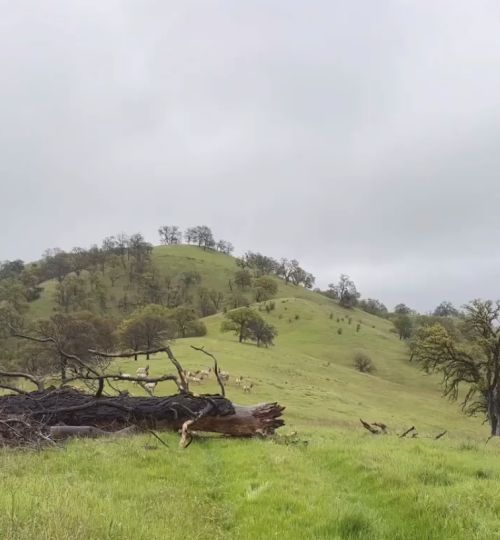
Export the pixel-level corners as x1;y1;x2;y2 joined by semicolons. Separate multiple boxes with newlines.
354;352;374;373
356;323;361;332
348;317;352;325
265;301;276;314
184;319;207;337
337;327;343;335
294;314;300;320
329;313;333;319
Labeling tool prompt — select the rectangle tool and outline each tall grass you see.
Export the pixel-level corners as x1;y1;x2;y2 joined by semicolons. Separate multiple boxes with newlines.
1;432;499;540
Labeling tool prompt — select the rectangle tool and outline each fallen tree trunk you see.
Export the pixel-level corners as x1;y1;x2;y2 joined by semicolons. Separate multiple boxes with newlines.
0;388;285;444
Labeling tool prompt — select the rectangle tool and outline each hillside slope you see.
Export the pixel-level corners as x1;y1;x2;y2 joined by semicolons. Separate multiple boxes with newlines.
27;244;334;318
113;307;485;439
3;245;496;540
25;245;486;438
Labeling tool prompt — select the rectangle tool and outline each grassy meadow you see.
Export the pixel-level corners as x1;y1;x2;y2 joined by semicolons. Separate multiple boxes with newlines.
2;245;499;539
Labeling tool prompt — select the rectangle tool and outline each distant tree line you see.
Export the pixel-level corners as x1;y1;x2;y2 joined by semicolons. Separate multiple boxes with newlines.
235;251;315;289
158;224;233;254
0;227;288;379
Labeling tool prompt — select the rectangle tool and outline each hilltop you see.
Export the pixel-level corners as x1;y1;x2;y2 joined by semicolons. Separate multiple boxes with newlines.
27;244;323;319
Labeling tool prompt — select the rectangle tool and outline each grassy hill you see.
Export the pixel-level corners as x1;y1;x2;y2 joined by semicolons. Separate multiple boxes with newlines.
26;244;348;319
2;245;499;539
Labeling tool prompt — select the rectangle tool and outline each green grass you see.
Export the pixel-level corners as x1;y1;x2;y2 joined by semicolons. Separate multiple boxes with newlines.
1;433;499;539
4;245;498;538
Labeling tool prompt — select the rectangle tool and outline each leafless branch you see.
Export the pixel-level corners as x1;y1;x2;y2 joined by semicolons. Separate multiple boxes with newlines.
0;384;27;395
190;345;225;397
0;370;45;391
399;426;415;438
360;418;380;434
10;328;100;377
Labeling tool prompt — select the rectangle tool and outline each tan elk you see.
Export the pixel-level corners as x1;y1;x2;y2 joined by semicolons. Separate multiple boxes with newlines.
143;381;157;395
243;382;254;393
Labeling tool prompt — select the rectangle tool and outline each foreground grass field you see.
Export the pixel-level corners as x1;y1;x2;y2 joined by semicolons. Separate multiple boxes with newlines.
3;245;498;538
1;433;500;540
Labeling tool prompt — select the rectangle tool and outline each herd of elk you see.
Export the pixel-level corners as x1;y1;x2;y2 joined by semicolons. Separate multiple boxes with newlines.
117;364;255;393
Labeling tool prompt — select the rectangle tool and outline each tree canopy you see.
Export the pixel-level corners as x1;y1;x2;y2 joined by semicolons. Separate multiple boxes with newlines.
412;299;500;436
328;274;360;308
221;307;277;346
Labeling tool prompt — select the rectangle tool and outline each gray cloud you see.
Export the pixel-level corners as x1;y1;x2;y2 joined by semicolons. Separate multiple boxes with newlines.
1;1;500;311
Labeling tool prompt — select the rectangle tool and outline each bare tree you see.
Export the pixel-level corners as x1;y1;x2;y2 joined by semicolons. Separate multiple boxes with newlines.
158;226;182;245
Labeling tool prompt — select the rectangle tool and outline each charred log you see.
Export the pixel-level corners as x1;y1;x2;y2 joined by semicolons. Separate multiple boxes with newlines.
0;388;285;446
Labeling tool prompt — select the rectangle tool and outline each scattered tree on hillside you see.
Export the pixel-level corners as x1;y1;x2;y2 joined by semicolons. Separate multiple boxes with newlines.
233;269;253;289
254;276;278;302
198;288;225;316
170;306;206;338
433;301;459;318
42;249;72;282
277;259;315;288
118;304;175;359
158;226;182;245
36;311;117;380
115;233;130;263
54;274;91;313
328;274;360;308
0;279;28;315
237;252;279;276
246;316;277;347
0;260;25;280
216;240;234;254
185;226;215;250
277;258;299;284
394;303;413;315
225;293;250;310
393;314;413;340
127;233;153;274
209;289;225;311
198;288;217;316
19;266;44;302
221;307;262;343
107;255;122;287
101;235;118;255
412;299;500;436
358;298;388;317
138;272;165;305
179;271;202;290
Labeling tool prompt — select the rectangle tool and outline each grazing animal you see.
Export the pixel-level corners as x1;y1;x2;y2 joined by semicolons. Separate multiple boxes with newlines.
219;371;230;382
144;382;157;395
235;376;243;386
243;383;254;393
187;375;202;384
136;365;149;378
199;370;211;380
115;371;132;381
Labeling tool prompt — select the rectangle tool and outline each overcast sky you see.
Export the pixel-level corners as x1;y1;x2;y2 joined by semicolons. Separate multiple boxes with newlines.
1;1;500;312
